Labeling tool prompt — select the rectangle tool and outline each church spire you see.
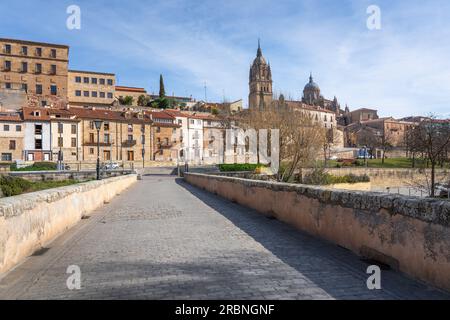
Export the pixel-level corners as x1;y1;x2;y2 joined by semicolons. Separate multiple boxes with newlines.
309;72;313;83
257;38;262;57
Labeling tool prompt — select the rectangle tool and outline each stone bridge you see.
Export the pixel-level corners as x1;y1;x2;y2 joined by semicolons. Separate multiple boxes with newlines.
0;170;448;299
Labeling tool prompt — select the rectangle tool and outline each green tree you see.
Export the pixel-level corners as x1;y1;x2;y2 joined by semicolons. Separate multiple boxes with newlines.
159;74;166;98
211;108;219;115
137;95;150;107
119;96;134;106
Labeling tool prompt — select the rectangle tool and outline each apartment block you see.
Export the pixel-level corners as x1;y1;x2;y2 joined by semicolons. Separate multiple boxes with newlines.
148;111;180;161
68;70;115;107
22;107;52;161
69;107;153;163
48;108;81;162
0;38;69;107
0;112;24;162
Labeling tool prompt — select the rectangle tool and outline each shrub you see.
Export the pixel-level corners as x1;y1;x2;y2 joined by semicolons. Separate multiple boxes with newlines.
303;168;370;185
218;163;266;172
0;176;32;196
10;161;57;172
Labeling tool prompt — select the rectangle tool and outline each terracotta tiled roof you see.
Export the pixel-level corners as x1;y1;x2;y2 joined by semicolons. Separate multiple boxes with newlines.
115;86;147;93
0;112;22;122
21;107;51;121
69;107;152;124
286;101;336;114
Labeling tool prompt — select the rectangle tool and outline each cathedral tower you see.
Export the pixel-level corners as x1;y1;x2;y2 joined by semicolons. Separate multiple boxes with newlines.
249;40;273;110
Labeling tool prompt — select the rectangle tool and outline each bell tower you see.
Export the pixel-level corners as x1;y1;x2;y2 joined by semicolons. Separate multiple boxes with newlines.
249;40;273;110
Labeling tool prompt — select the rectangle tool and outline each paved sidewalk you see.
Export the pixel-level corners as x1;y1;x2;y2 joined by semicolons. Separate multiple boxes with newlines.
0;175;448;300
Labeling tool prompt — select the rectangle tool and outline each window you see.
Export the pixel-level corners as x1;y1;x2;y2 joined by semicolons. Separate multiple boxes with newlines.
35;139;42;150
5;83;11;89
21;62;28;72
128;134;133;141
89;133;95;143
16;125;21;131
1;153;12;161
35;124;42;135
4;44;11;54
103;150;111;161
50;49;56;58
71;138;77;148
107;92;113;99
104;122;109;131
89;148;94;154
75;90;81;96
141;135;145;144
156;127;161;133
107;79;113;85
83;91;89;97
58;137;63;147
21;83;28;92
50;64;56;75
4;124;10;131
90;121;94;130
83;77;89;84
92;91;98;98
50;85;57;95
178;119;182;125
104;133;110;144
36;84;43;94
71;124;77;134
99;78;105;85
127;151;134;161
58;122;63;133
75;76;81;83
100;92;105;98
91;78;97;84
35;47;42;57
21;46;28;55
4;60;11;71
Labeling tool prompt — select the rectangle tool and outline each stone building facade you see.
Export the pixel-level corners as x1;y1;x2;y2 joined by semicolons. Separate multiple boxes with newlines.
0;38;69;108
0;112;24;162
68;70;115;107
115;86;147;107
248;41;273;110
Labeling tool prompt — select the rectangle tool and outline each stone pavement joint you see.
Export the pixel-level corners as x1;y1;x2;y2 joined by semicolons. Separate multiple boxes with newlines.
0;175;448;300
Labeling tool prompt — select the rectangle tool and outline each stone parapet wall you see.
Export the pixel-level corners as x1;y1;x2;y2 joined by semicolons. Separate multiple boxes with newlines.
184;173;450;291
0;174;137;275
6;170;135;182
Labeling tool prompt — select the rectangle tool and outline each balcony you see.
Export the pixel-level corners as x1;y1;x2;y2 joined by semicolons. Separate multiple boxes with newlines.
122;140;137;148
83;141;112;147
157;141;172;149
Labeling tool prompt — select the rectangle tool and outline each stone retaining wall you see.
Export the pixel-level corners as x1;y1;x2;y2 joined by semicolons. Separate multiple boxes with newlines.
0;174;137;275
184;173;450;291
6;170;135;182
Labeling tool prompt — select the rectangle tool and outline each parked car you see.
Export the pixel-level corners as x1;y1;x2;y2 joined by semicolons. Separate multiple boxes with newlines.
436;184;449;198
102;162;120;170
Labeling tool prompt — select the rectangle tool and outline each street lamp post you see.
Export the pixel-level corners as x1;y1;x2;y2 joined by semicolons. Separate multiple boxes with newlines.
93;120;103;180
57;122;63;171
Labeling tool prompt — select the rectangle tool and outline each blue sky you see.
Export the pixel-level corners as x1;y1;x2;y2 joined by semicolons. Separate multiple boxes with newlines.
1;0;450;118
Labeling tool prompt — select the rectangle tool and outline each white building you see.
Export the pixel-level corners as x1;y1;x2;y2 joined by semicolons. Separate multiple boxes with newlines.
22;107;52;161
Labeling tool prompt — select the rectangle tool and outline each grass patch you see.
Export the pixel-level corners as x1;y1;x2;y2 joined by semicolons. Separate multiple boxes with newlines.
303;168;370;186
0;176;81;197
320;158;450;169
218;163;267;172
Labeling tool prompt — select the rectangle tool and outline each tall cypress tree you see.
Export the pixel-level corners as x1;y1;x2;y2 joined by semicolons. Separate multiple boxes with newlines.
159;74;166;98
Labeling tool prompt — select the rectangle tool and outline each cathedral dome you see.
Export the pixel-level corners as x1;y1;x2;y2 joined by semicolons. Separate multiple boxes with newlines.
304;73;320;91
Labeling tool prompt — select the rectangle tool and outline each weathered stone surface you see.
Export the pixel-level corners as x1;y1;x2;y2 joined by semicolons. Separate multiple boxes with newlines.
184;173;450;292
0;174;137;275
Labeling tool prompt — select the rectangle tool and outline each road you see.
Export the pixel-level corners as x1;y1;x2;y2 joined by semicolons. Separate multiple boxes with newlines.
0;174;448;300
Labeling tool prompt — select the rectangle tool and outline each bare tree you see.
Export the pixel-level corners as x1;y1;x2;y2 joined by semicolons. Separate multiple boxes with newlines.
408;117;450;197
240;99;325;182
